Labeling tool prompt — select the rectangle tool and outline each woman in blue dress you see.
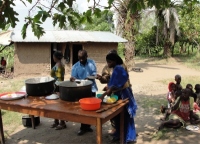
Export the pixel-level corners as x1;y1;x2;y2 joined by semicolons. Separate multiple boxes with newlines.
99;53;137;143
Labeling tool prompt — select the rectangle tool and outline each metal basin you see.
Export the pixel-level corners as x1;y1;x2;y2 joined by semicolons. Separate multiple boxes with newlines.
25;77;55;96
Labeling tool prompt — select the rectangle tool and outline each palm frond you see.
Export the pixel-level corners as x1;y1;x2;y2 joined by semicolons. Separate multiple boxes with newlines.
162;8;170;28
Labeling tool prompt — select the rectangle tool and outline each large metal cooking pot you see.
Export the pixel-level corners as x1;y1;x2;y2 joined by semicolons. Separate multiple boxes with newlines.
59;80;93;102
25;77;55;96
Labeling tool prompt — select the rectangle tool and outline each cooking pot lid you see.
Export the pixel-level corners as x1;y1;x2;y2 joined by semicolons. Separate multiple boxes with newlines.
59;80;93;87
25;77;55;84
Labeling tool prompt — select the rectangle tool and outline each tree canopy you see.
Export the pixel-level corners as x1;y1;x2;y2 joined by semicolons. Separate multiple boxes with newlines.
0;0;199;39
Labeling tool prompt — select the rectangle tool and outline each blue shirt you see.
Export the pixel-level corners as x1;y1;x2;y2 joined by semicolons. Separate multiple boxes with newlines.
71;59;98;92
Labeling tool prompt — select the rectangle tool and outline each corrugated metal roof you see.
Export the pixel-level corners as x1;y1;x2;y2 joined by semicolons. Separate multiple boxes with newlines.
0;31;12;45
11;30;127;43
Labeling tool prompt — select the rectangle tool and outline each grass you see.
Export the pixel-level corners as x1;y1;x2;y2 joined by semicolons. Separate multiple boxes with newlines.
152;128;181;140
152;129;168;140
139;96;166;115
0;78;24;93
174;52;200;70
2;111;24;137
158;76;200;88
0;78;25;138
134;51;200;70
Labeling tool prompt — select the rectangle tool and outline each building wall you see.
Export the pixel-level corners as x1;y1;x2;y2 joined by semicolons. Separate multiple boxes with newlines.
83;42;118;73
14;42;51;76
14;42;118;77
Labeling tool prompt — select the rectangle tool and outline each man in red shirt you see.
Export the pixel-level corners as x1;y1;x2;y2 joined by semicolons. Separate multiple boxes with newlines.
0;57;6;73
1;57;6;68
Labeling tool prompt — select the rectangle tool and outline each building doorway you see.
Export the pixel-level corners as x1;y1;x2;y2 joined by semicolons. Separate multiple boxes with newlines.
72;44;82;65
51;43;57;69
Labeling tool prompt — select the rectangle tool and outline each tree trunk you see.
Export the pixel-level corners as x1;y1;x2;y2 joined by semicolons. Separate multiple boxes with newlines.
163;23;171;57
171;45;174;57
123;10;137;71
163;41;171;57
183;43;186;53
124;42;135;71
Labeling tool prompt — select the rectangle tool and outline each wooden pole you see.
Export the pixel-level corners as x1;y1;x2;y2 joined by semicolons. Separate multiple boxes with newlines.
96;118;102;144
0;110;5;144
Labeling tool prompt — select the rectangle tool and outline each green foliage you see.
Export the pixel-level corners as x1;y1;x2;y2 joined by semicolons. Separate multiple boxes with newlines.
0;1;19;30
0;0;199;39
83;10;114;31
179;5;200;49
0;46;14;68
135;26;163;56
117;43;125;58
0;24;14;68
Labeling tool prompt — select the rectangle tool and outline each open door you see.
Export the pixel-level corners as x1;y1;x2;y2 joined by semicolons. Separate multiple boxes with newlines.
72;44;82;65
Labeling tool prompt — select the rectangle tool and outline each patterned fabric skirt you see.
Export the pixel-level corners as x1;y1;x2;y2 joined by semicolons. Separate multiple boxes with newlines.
169;114;186;127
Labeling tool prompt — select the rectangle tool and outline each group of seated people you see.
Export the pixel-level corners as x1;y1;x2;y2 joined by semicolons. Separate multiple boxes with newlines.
159;74;200;130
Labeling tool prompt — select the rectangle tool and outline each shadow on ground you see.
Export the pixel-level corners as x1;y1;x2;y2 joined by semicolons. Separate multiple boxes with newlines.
4;92;200;144
134;63;179;71
134;92;200;144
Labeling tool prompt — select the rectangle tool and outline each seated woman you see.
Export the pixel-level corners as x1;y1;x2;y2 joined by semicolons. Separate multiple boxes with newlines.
192;92;200;118
167;82;176;107
159;88;199;130
99;53;137;143
160;82;176;120
194;84;200;106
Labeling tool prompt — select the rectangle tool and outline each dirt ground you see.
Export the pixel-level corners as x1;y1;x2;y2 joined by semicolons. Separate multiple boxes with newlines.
2;58;200;144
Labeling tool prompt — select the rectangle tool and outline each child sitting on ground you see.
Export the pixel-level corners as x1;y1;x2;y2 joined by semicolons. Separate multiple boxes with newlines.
186;84;197;100
186;84;200;117
194;84;200;106
159;88;199;130
193;93;200;118
175;74;182;92
160;82;176;120
167;82;176;108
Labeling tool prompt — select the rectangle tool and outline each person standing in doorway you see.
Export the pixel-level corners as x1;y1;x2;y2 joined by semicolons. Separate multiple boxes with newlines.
70;50;98;136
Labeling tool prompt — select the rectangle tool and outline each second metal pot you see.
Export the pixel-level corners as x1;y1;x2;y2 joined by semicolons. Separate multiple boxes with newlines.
59;80;93;102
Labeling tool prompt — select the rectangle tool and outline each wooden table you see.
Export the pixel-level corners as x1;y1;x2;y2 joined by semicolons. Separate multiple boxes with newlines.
0;97;128;144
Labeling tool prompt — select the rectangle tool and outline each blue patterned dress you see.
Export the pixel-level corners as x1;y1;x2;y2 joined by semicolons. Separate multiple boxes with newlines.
108;65;138;143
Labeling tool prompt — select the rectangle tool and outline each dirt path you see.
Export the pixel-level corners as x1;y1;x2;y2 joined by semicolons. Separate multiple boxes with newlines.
4;59;200;144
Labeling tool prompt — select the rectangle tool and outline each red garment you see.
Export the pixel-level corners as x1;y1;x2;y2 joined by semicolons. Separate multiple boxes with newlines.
172;100;190;121
193;102;200;113
168;82;175;92
1;60;6;66
167;82;175;100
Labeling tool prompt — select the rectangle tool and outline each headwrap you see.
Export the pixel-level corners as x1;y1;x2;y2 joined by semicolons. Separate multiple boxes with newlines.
168;82;175;92
106;53;123;65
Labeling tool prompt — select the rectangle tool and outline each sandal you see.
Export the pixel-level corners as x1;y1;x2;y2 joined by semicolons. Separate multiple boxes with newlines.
55;124;67;130
50;123;58;128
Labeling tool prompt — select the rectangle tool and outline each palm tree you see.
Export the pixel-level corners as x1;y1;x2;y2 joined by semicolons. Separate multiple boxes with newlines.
114;0;140;71
156;3;180;57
